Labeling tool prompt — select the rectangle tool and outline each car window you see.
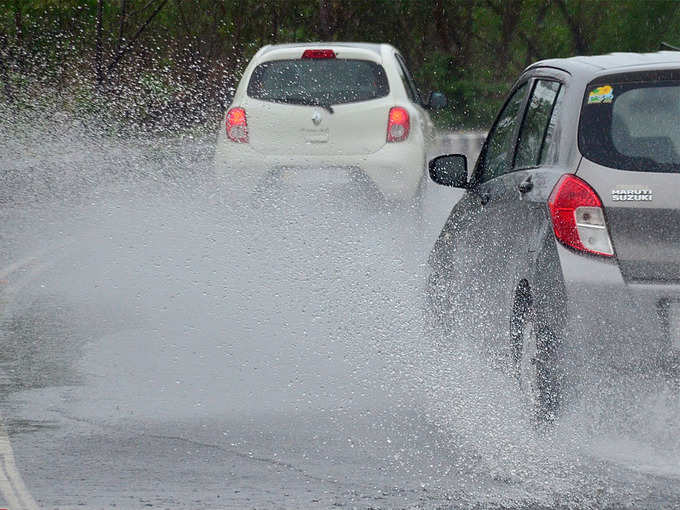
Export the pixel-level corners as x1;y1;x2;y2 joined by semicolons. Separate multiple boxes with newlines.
395;53;422;104
476;82;528;183
395;60;415;101
579;77;680;172
539;85;565;165
247;59;389;105
514;80;561;169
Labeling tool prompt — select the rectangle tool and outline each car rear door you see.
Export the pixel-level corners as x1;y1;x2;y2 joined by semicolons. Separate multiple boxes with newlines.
243;54;393;156
576;73;680;282
458;74;567;354
581;165;680;282
509;76;567;272
431;82;530;349
245;97;392;156
466;79;554;353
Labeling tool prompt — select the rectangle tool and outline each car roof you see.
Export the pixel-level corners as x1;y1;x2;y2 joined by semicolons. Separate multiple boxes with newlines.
526;51;680;81
259;42;388;58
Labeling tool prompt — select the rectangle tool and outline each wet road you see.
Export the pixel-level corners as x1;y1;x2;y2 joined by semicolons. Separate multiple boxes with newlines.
2;131;680;509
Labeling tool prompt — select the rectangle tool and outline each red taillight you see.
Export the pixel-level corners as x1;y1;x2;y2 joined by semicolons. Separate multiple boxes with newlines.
387;107;410;143
226;107;248;143
548;174;614;257
302;49;336;59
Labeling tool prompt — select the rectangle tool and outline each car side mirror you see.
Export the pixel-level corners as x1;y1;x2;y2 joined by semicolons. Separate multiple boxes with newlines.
429;154;467;188
427;91;448;110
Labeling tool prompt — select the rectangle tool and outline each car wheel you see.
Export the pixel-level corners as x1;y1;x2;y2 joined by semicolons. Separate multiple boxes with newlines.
510;284;561;426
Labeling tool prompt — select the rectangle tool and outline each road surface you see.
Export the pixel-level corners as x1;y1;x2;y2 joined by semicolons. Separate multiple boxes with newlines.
2;130;680;509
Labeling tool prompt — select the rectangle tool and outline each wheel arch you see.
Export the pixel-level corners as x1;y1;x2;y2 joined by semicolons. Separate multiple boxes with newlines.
517;224;568;340
527;232;568;343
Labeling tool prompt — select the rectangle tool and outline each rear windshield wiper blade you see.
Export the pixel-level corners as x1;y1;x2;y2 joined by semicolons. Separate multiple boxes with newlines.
268;96;334;114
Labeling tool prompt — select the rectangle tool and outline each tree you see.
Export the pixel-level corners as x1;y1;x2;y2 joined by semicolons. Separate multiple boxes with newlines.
95;0;170;88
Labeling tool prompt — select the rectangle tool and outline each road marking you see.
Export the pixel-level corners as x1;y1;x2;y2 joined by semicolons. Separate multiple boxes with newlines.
0;254;48;510
0;461;22;510
0;245;62;282
0;255;38;282
0;430;38;510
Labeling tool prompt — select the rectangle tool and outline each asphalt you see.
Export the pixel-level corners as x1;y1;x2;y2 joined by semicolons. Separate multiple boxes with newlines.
2;133;680;509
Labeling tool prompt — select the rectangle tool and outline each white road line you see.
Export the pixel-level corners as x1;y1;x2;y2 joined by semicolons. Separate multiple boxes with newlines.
0;459;22;510
0;255;49;510
0;260;54;318
0;242;69;282
0;431;38;510
0;255;37;282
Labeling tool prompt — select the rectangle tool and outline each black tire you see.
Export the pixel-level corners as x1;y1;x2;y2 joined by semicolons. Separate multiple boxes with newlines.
510;284;561;426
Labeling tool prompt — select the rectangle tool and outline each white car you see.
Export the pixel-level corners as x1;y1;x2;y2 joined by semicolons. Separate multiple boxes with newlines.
214;42;447;204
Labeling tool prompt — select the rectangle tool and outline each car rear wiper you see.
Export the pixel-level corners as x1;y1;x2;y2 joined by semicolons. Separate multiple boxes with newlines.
269;96;334;114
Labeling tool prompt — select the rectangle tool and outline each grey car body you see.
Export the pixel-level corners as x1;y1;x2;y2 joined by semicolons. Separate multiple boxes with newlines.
427;52;680;422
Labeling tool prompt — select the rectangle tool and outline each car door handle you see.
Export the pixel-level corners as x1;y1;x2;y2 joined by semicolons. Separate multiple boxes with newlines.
518;176;533;193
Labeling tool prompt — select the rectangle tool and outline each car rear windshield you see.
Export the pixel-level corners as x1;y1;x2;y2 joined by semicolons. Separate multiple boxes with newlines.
579;73;680;173
247;59;389;106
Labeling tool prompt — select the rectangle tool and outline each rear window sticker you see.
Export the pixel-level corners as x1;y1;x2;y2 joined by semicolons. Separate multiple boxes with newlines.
588;85;614;104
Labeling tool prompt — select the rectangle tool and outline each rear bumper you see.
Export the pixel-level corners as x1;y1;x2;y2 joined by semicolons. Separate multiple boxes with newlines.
556;242;680;370
213;138;424;201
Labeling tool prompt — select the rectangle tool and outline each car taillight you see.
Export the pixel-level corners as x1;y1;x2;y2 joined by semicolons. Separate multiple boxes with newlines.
226;107;248;143
548;174;614;257
302;49;336;59
387;107;410;143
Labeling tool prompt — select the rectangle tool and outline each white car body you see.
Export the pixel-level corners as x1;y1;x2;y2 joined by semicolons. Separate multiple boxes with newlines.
214;42;438;202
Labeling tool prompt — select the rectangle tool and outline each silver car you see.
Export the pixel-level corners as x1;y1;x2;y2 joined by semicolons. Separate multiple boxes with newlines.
427;52;680;424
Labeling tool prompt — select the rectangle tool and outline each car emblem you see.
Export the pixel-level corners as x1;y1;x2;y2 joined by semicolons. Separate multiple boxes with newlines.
311;111;322;126
611;187;653;201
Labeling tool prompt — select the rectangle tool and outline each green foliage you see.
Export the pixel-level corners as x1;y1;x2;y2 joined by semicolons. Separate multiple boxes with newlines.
1;0;680;132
